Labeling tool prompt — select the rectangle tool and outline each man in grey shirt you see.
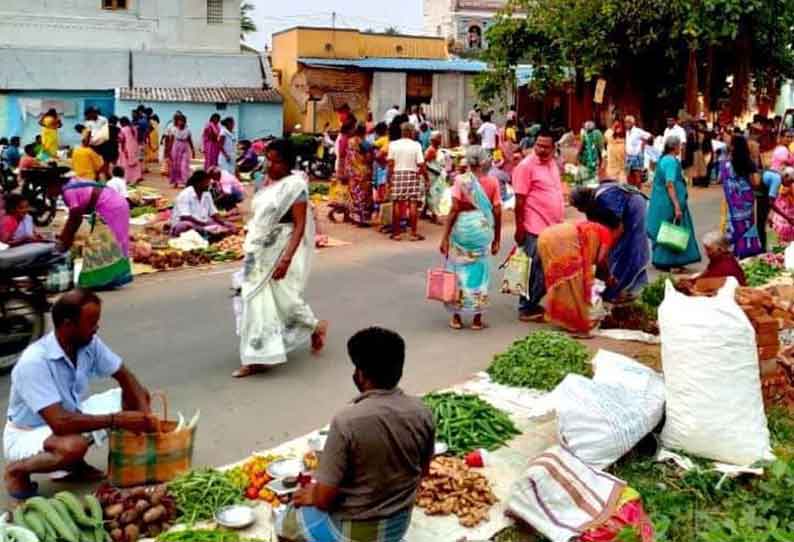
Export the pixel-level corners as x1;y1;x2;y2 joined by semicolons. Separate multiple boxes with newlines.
279;327;435;542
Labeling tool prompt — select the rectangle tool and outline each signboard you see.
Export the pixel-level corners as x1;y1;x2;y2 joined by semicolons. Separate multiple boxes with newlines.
594;78;606;104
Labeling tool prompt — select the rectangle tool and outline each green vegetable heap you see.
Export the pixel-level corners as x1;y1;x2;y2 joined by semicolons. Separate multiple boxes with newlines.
130;206;157;218
167;469;244;524
423;392;520;455
487;331;590;391
639;275;670;310
157;530;266;542
12;491;105;542
742;258;785;287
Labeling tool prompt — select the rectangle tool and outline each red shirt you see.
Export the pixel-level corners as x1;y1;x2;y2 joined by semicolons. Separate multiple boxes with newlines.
700;253;747;286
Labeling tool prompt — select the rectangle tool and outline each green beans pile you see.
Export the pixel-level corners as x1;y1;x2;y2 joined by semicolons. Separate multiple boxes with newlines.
487;330;590;391
423;392;520;455
167;469;245;524
157;529;266;542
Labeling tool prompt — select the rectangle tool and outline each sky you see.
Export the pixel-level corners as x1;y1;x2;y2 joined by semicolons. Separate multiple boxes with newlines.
247;0;425;48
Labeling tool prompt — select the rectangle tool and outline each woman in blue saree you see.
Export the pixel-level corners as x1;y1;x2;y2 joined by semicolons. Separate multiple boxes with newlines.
440;147;502;330
719;135;763;259
646;136;702;270
571;181;649;301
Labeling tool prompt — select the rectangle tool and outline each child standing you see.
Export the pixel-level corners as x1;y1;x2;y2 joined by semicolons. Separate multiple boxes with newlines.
106;166;128;199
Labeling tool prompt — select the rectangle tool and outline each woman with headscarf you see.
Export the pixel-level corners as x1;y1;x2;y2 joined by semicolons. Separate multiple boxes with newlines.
571;182;649;301
646;136;702;270
719;134;763;259
235;139;327;377
439;146;502;331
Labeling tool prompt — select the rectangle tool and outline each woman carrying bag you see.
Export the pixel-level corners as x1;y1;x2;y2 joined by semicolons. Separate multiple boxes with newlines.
439;147;502;331
646;135;701;271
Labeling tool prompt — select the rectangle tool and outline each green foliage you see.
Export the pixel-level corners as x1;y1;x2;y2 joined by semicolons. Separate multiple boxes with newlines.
487;331;590;390
610;409;794;541
240;2;257;40
640;274;671;310
476;0;794;114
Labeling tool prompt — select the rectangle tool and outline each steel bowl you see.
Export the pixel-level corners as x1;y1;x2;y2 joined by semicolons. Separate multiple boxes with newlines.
266;458;304;479
215;505;256;529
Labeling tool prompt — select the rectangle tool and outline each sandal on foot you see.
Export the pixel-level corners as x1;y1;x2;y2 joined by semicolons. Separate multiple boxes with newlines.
232;365;266;378
312;320;329;353
449;318;463;330
410;234;426;242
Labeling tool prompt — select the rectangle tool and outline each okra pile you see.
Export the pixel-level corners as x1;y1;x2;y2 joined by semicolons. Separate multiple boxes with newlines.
423;392;520;455
487;330;590;391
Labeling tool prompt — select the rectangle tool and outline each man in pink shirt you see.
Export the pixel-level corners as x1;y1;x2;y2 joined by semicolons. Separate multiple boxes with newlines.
512;129;565;321
771;131;794;171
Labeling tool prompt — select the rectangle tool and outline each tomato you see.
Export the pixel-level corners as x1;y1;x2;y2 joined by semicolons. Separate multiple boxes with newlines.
246;487;259;500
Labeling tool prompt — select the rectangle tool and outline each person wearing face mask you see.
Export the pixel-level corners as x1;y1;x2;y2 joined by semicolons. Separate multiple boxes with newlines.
3;289;155;499
280;327;435;542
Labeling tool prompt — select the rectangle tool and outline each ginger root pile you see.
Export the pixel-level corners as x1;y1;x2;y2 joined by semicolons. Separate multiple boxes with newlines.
416;456;497;528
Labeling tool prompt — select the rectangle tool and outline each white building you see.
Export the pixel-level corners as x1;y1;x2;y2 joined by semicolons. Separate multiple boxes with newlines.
0;0;283;146
0;0;240;52
423;0;509;52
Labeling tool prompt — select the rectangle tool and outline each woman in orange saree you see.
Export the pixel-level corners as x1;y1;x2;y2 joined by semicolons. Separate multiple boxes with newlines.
538;220;617;335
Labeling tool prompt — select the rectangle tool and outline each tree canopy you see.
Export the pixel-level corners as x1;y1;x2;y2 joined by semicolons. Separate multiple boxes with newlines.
477;0;794;122
240;2;257;41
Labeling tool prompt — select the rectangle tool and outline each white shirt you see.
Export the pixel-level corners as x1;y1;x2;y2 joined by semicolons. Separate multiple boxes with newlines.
408;114;420;128
384;108;400;125
477;122;498;150
663;124;687;147
106;176;128;198
85;116;108;146
172;186;217;226
626;126;651;157
387;138;424;171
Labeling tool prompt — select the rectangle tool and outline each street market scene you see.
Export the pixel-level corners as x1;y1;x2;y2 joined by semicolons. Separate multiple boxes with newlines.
2;0;794;541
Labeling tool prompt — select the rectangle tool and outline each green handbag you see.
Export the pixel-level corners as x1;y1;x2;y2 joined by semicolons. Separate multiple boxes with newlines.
657;220;690;253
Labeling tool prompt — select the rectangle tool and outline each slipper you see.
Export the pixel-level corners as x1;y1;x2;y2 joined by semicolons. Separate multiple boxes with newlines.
232;365;266;378
389;234;403;241
8;481;38;500
471;322;487;331
410;235;426;242
519;312;545;323
312;320;329;354
449;318;463;330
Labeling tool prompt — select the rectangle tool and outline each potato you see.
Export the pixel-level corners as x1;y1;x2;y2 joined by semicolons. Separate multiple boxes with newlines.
134;499;150;513
104;503;124;519
124;523;140;542
143;504;167;524
110;528;123;542
119;509;139;525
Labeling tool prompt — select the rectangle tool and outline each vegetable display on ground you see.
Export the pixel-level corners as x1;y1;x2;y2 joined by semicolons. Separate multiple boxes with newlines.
95;483;177;542
423;393;520;455
157;529;266;542
168;469;245;524
225;454;286;507
743;254;787;287
12;491;107;542
487;331;590;391
416;456;498;528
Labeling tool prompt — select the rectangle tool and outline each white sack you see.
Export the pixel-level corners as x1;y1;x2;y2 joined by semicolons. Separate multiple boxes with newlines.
659;278;773;465
556;350;665;469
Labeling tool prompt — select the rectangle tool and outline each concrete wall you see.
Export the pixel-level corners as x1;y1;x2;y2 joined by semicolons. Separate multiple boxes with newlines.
0;0;239;52
371;72;407;122
132;52;264;87
117;100;282;141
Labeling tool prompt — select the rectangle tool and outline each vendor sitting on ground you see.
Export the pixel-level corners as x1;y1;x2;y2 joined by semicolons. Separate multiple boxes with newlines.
280;327;435;542
208;166;245;212
170;169;237;237
697;231;747;286
0;194;42;246
18;144;41;171
4;289;156;499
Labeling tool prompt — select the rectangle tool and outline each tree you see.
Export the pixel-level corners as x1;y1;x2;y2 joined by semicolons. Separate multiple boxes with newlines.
477;0;794;124
240;2;257;41
383;26;400;35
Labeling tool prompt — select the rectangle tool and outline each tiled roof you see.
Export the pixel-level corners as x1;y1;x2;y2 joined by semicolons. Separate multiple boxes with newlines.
298;57;487;73
117;87;282;104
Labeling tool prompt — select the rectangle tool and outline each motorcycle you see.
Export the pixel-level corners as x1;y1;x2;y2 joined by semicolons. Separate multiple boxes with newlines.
17;163;71;227
0;243;65;373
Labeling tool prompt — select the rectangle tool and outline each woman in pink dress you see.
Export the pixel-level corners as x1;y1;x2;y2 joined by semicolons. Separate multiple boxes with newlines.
167;114;195;188
117;117;142;184
202;113;221;170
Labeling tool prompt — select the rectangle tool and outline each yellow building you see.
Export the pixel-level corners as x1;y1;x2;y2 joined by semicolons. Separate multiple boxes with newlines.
271;26;487;135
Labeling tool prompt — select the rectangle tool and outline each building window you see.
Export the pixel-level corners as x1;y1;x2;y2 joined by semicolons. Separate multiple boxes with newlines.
215;103;228;111
207;0;224;24
102;0;127;9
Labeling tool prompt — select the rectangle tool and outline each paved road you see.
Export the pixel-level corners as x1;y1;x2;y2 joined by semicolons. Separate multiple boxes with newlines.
0;184;723;500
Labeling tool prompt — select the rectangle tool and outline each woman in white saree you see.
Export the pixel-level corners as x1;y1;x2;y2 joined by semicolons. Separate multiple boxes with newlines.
234;139;328;378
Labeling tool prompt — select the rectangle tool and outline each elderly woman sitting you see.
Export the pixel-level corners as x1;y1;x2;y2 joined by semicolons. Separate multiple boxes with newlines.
170;169;237;237
697;231;747;286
